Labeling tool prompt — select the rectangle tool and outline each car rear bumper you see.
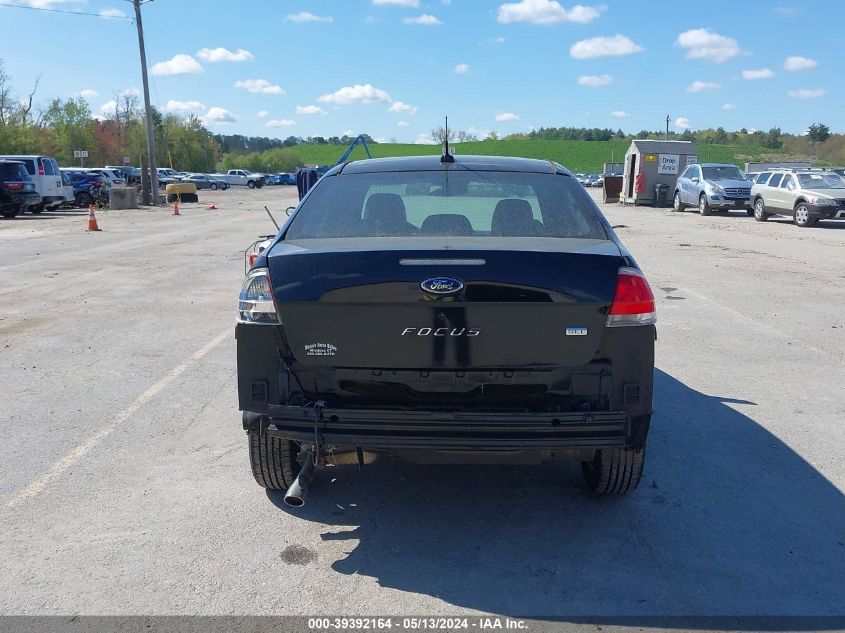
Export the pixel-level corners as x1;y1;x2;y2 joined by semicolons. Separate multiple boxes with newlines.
245;406;649;451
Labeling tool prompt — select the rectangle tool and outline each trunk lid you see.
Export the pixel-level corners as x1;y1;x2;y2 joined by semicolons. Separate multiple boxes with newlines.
268;238;623;370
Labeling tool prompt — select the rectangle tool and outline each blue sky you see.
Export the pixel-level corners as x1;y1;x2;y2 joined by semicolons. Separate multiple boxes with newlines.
0;0;840;142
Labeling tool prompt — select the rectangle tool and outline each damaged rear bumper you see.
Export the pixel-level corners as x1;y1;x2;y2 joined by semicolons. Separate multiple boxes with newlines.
244;406;647;451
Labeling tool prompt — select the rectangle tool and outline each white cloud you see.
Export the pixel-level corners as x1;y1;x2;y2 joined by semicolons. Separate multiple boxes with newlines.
318;84;392;105
784;56;817;71
490;36;506;44
774;5;804;16
257;110;269;118
286;11;333;23
373;0;419;6
196;47;254;63
266;119;297;128
686;80;720;92
397;120;411;127
98;100;117;117
676;28;742;63
165;100;205;112
388;101;418;114
721;103;736;110
151;54;204;77
578;74;613;87
119;87;140;98
788;89;826;99
674;116;691;130
454;63;471;75
234;79;284;94
495;112;520;122
610;110;630;118
78;89;98;99
202;107;237;124
403;14;443;25
99;8;126;19
414;133;438;145
23;0;82;8
570;34;643;59
497;0;604;25
741;68;774;80
296;105;328;115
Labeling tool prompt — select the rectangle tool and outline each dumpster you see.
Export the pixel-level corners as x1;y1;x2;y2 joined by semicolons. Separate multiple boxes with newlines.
603;175;623;203
653;183;669;207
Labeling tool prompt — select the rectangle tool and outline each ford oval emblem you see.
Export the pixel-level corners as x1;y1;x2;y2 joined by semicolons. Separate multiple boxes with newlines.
420;276;464;296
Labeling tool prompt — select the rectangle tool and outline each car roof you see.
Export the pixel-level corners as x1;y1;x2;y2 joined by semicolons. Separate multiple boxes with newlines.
336;154;566;176
699;163;740;167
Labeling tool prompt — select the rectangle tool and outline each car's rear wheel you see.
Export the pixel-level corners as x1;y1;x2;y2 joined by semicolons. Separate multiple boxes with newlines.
76;193;93;208
746;209;755;217
672;191;686;212
753;198;769;222
581;447;645;495
698;194;712;216
1;209;18;218
29;204;43;214
794;203;814;227
248;431;301;490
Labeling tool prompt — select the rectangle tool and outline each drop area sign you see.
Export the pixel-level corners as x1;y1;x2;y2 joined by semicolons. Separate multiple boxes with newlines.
658;154;680;174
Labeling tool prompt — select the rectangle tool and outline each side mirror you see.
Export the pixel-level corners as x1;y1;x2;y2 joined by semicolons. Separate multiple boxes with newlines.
691;177;700;184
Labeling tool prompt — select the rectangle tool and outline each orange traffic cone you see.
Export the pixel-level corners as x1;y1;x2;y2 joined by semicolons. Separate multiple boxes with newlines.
172;200;180;216
206;203;217;210
86;205;101;232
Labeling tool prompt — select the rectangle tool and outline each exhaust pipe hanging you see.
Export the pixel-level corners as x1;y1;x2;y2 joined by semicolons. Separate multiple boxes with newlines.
284;451;316;508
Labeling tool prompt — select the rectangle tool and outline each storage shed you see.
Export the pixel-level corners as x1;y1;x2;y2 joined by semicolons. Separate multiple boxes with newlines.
621;140;698;205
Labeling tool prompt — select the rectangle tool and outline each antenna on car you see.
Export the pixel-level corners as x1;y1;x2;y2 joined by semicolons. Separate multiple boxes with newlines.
441;116;455;163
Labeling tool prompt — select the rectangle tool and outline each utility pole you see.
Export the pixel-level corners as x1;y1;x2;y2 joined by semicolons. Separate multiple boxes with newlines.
133;0;158;203
665;115;670;141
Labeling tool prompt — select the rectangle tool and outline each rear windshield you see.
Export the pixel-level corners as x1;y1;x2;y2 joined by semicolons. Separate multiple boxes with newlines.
0;163;31;180
285;170;608;240
702;165;745;181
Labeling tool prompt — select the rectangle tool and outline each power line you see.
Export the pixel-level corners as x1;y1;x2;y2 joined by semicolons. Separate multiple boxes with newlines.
0;1;133;19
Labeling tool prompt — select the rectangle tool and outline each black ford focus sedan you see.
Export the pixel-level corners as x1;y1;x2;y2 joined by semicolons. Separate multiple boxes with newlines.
236;155;656;505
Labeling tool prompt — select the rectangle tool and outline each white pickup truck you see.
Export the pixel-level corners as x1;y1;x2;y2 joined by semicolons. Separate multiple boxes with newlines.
212;169;267;189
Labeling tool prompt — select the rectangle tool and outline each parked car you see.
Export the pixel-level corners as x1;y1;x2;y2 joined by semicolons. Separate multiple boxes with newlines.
0;160;41;218
751;169;845;227
179;174;229;190
0;154;64;212
672;163;753;216
237;154;656;505
828;168;845;177
586;173;603;187
62;169;108;208
212;169;267;188
277;173;296;185
81;168;125;187
60;170;75;206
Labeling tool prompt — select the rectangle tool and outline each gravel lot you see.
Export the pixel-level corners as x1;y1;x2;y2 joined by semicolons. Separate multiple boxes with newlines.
0;185;843;628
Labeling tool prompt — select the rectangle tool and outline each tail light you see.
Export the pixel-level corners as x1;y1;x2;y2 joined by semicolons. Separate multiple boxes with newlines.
5;182;24;191
606;267;656;327
238;268;280;325
38;162;45;176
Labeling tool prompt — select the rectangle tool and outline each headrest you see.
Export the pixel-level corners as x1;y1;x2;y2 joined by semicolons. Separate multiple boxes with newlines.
420;213;474;236
492;198;535;236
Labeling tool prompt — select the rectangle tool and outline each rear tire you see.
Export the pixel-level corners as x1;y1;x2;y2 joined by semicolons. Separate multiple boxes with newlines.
2;209;18;218
698;194;712;216
753;198;769;222
248;431;301;490
746;208;755;217
672;191;686;212
30;204;43;214
581;447;645;495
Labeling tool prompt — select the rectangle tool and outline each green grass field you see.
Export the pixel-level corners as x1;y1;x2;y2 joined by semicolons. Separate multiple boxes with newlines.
290;139;774;173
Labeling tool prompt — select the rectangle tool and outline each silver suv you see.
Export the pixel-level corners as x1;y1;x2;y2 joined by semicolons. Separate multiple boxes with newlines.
672;163;753;216
751;169;845;227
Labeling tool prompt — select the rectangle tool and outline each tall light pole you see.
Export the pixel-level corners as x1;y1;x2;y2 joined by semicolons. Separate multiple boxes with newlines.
132;0;158;203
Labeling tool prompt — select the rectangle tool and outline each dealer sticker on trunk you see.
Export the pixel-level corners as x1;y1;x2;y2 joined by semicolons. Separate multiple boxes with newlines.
565;327;589;336
304;343;338;357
